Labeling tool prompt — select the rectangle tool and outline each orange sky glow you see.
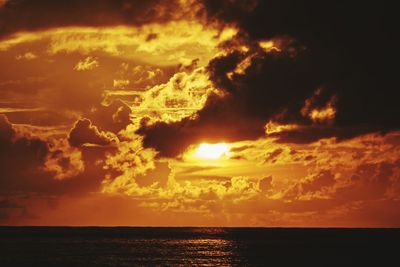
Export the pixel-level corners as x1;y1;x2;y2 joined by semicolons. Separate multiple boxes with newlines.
0;0;399;227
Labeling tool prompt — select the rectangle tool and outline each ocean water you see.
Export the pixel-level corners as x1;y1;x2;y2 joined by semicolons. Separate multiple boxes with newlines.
0;227;399;266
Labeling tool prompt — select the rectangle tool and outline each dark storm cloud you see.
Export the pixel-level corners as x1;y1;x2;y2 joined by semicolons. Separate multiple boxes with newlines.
0;0;180;38
203;0;399;131
0;114;52;193
0;113;14;140
139;0;399;156
68;118;117;147
0;115;48;175
139;39;321;156
0;114;111;195
202;0;258;24
86;100;131;135
336;162;398;201
269;125;371;144
265;148;283;164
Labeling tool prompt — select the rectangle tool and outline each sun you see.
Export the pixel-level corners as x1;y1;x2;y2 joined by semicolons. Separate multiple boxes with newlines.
195;143;230;159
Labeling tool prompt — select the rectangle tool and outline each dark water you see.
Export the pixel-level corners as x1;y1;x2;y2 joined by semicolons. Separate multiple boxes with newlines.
0;227;399;266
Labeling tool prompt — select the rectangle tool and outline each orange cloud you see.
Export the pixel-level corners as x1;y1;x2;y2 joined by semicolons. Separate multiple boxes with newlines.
16;52;37;60
43;139;84;180
301;88;337;124
0;114;103;198
133;67;215;125
74;57;99;71
1;0;399;228
0;22;236;66
68;118;118;147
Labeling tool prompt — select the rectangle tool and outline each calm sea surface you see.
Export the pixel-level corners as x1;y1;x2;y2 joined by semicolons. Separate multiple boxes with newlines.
0;227;399;266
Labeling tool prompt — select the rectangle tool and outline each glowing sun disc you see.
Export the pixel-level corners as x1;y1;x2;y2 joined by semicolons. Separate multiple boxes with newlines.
195;143;229;159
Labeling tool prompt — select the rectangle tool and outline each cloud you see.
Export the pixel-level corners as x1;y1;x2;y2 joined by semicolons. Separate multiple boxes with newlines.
86;100;131;134
74;56;99;71
68;118;118;147
283;170;336;200
0;114;115;203
15;52;37;60
0;0;186;38
101;135;158;195
279;132;400;203
3;111;400;226
301;171;335;194
113;79;130;88
43;139;84;180
138;38;319;156
259;176;273;192
134;67;214;126
0;113;14;140
202;0;259;24
264;148;283;164
137;1;399;156
268;125;368;144
0;115;49;194
0;19;236;131
1;0;399;227
0;114;83;193
134;162;170;188
336;162;399;201
0;21;236;66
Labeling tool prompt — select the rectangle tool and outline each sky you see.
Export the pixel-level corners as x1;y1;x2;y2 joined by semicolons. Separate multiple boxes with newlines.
0;0;399;227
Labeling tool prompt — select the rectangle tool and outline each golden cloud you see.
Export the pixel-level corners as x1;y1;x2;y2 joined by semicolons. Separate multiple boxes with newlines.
74;56;99;71
0;21;237;66
43;139;84;180
15;52;37;61
132;67;215;125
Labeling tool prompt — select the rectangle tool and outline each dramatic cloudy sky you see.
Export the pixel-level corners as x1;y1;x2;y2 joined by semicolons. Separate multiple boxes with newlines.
0;0;399;226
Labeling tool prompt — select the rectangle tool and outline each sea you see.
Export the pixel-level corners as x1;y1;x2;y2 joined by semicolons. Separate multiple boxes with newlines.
0;227;399;266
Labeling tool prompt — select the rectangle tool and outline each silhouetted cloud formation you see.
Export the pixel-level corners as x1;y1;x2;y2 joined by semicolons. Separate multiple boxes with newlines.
68;118;117;147
139;0;399;156
0;0;181;38
86;100;131;134
1;0;400;227
0;115;49;193
0;115;111;198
